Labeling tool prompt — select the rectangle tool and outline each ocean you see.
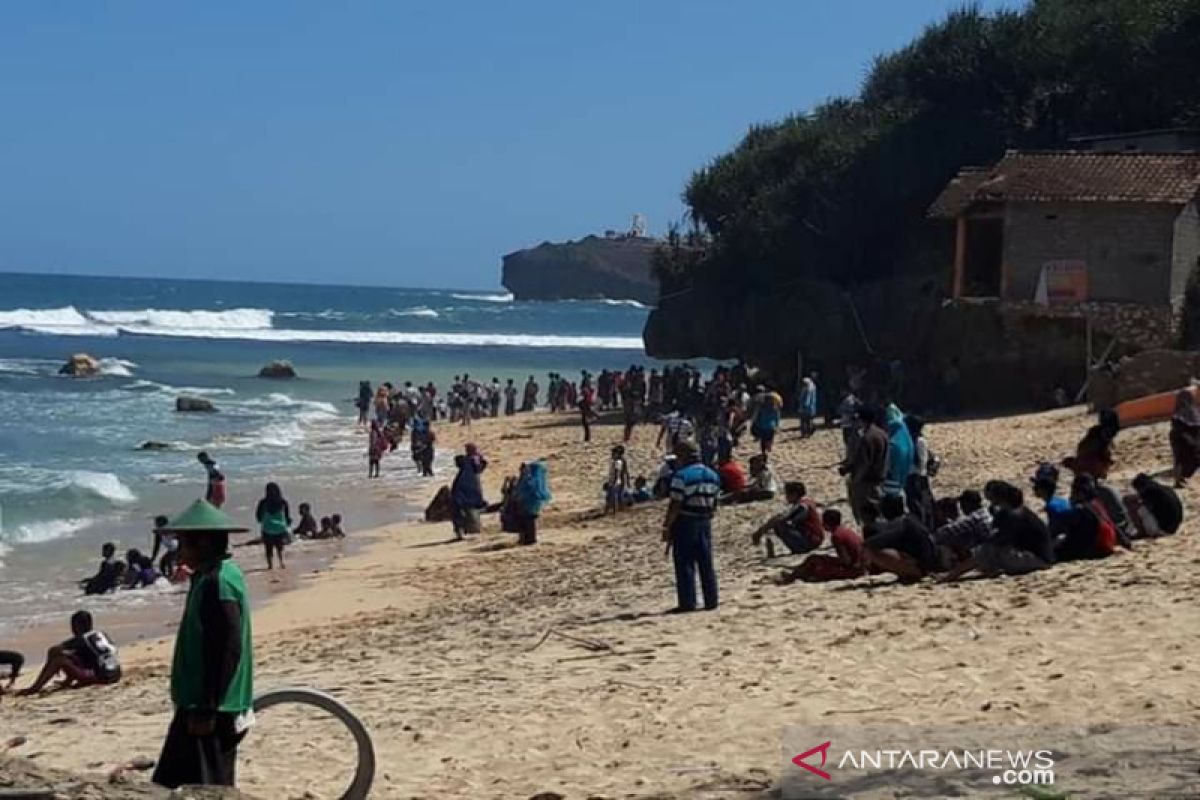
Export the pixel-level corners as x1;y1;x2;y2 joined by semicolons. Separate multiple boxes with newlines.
0;271;651;637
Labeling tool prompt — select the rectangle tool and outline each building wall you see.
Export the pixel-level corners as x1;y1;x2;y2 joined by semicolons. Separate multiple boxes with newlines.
1172;201;1200;306
1002;201;1180;305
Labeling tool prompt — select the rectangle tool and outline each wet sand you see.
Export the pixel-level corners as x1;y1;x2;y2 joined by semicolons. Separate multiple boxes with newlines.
4;405;1200;799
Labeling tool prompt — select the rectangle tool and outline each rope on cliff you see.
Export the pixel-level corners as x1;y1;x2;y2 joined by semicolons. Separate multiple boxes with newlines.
842;291;876;356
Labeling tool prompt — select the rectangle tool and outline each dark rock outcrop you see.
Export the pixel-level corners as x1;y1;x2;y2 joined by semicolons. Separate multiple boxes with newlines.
501;235;658;304
258;359;297;379
137;441;172;451
176;396;216;413
645;276;1156;411
58;353;100;377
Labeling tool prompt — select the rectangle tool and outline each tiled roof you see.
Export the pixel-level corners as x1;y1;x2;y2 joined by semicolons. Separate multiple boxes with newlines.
929;151;1200;217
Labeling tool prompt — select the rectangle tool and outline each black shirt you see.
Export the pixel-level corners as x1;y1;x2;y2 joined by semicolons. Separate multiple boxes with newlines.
993;506;1055;565
866;514;936;571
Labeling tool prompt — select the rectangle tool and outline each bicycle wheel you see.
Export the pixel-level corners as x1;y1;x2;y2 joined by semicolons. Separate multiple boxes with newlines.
253;688;375;800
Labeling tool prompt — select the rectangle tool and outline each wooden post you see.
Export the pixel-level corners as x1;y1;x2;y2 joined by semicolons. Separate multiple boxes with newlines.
952;216;967;298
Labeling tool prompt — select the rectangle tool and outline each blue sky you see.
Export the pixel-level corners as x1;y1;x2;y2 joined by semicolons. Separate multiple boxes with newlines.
0;1;1022;290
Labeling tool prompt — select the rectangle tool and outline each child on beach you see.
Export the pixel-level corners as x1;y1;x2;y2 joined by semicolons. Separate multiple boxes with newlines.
293;503;318;538
606;446;630;514
330;513;346;538
0;650;23;695
17;610;121;696
198;452;226;508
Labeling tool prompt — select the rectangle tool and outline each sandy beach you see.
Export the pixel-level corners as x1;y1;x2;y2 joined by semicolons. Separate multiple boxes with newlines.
4;404;1200;798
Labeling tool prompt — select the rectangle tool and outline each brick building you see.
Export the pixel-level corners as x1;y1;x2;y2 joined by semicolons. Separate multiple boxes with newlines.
930;150;1200;309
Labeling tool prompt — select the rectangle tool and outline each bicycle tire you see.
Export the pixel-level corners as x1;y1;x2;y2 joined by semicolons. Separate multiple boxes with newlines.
253;687;375;800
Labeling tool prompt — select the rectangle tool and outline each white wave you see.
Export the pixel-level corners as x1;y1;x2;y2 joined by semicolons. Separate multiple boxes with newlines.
121;379;236;396
120;326;644;349
0;305;116;336
62;470;137;503
450;292;514;303
4;517;94;545
600;298;649;309
0;358;60;376
97;357;137;377
389;306;440;319
89;307;273;330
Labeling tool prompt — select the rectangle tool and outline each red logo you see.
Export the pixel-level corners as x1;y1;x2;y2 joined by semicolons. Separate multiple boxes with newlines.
792;741;833;780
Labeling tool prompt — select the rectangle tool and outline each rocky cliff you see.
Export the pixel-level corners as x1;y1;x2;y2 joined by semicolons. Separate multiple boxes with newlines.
501;235;658;304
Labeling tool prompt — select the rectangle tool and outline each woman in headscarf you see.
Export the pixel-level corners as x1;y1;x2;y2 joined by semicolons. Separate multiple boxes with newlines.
450;445;488;539
904;415;935;526
1064;409;1120;480
513;460;552;545
883;404;913;497
1170;390;1200;488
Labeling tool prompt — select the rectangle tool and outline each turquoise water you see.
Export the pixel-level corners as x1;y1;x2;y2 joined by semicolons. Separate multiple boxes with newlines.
0;272;652;634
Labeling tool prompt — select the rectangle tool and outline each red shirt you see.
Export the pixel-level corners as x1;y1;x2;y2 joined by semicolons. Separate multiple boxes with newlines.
717;460;747;493
831;525;864;567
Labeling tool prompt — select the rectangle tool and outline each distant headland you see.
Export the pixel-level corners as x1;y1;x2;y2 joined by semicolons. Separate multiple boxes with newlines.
501;216;658;305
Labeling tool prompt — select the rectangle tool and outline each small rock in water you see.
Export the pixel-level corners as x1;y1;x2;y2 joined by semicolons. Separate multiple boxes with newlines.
258;359;298;379
176;396;217;413
138;440;172;451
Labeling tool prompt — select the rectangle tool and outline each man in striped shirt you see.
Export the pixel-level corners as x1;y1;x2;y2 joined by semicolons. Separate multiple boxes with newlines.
663;439;720;612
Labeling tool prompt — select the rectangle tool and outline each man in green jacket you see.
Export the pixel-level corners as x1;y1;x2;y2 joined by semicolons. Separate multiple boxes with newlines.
152;500;253;789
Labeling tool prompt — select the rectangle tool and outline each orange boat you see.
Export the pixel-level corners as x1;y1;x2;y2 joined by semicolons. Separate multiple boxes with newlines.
1115;385;1199;427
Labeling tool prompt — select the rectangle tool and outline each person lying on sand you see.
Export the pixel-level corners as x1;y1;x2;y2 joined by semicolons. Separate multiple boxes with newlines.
17;610;121;696
751;481;824;555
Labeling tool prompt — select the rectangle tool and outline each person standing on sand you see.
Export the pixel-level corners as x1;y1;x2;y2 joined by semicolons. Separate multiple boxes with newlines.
514;460;552;545
798;375;818;438
504;379;517;416
579;380;598;442
450;446;487;538
663;440;720;612
152;500;253;790
841;407;888;524
254;483;291;570
355;381;372;427
367;421;387;479
749;385;783;456
198;452;226;508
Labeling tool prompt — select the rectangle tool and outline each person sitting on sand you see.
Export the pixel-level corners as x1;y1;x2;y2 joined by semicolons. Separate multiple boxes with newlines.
314;516;334;539
128;555;162;589
721;454;778;505
606;446;631;515
1053;475;1119;562
933;496;960;528
17;610;121;696
1126;473;1184;538
751;481;825;555
330;514;346;538
782;509;865;583
1031;463;1071;523
630;476;653;504
122;548;145;589
716;453;747;495
653;454;678;499
931;489;992;568
1170;390;1200;488
0;650;24;695
81;542;123;596
293;503;318;539
862;494;937;582
941;482;1053;581
1064;409;1120;480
